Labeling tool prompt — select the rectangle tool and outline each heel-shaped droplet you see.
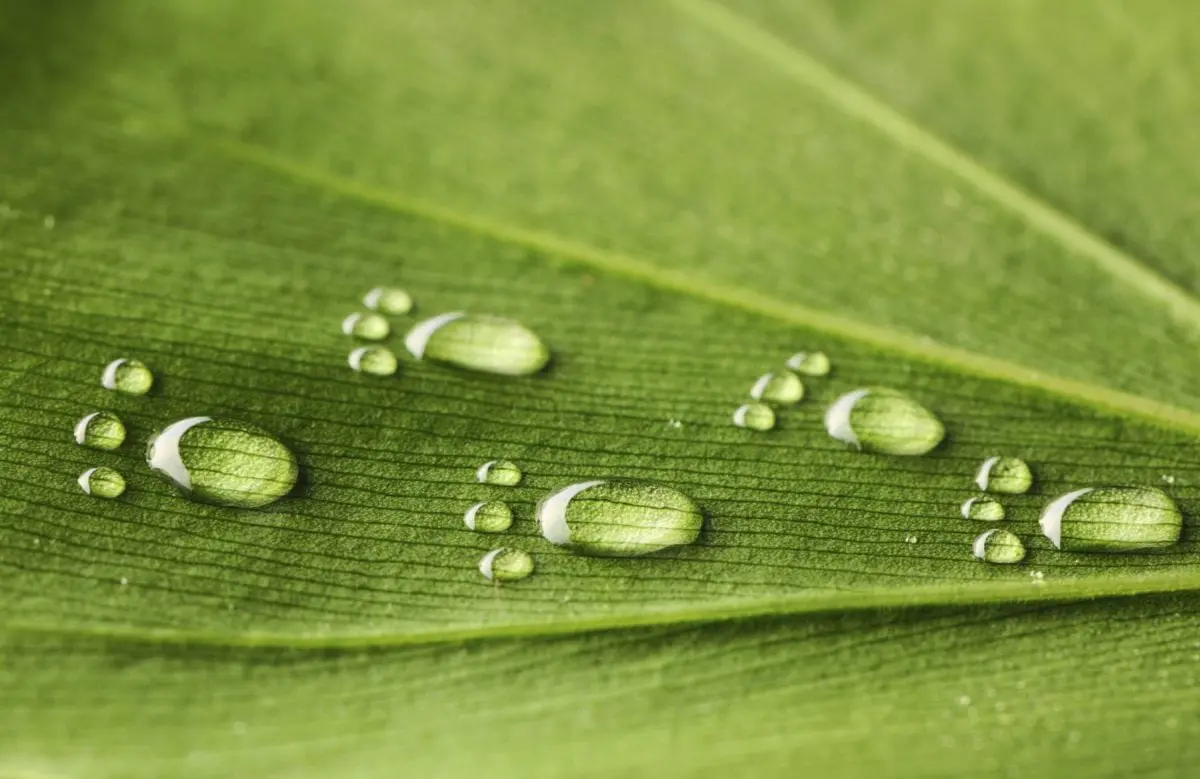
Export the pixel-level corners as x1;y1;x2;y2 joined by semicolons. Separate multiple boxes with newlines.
1039;486;1181;552
824;388;944;456
537;480;703;557
405;312;549;377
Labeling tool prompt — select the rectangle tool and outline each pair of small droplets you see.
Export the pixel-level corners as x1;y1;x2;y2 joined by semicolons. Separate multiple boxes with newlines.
732;351;832;431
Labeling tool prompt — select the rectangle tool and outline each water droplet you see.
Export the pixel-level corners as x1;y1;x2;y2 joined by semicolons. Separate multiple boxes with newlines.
101;358;153;395
732;402;776;431
348;346;399;376
146;417;298;508
479;548;534;582
405;312;550;377
972;529;1026;564
905;534;918;544
73;411;126;451
1039;486;1182;552
476;460;522;486
363;286;414;315
537;480;703;557
667;419;683;429
749;370;804;405
824;388;944;455
786;351;831;377
464;501;514;533
341;312;390;341
961;496;1005;521
77;467;125;498
974;456;1033;494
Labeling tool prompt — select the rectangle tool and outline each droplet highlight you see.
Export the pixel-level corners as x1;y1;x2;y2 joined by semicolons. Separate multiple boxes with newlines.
101;358;153;395
348;346;399;376
341;312;390;341
363;286;414;315
1039;486;1182;552
786;351;831;377
479;548;534;582
975;456;1033;494
733;402;776;431
824;388;944;456
749;370;804;405
405;312;550;377
537;480;703;557
476;460;522;486
464;501;514;533
961;496;1005;521
972;529;1026;564
78;467;125;499
73;411;126;451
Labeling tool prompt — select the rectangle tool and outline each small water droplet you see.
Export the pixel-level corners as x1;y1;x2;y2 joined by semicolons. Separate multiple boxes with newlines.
905;534;918;544
341;312;390;340
479;548;534;582
824;388;944;455
537;480;703;557
348;346;399;376
732;402;775;431
73;411;126;451
1029;570;1045;584
749;370;804;405
957;695;972;707
464;501;515;533
146;417;298;508
972;529;1026;564
961;496;1005;521
975;456;1033;494
101;358;153;395
667;419;683;429
1039;486;1181;551
476;460;522;486
786;351;831;377
119;576;129;586
1162;474;1177;485
363;286;414;315
405;312;550;377
78;467;125;498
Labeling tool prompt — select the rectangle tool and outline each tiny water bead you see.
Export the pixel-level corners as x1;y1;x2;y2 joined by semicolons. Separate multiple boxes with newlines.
479;548;534;582
73;411;126;451
78;467;125;499
348;346;399;377
476;460;523;486
749;370;804;405
363;286;414;315
973;529;1026;564
1039;486;1182;552
786;351;831;377
961;496;1005;521
101;358;153;395
405;312;550;377
733;402;776;431
146;417;299;508
824;388;944;456
537;480;703;557
464;501;514;533
975;456;1033;494
341;312;390;341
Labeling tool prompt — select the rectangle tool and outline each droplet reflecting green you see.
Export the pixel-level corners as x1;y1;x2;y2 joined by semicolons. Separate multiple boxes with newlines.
975;456;1033;494
464;501;514;533
476;460;522;486
405;312;549;377
363;286;414;315
733;402;775;431
1039;486;1181;552
348;346;399;376
78;467;125;499
146;417;298;508
961;496;1005;521
479;548;534;582
972;529;1025;564
101;358;153;395
824;388;944;456
537;480;703;557
341;312;390;341
786;351;831;377
74;411;126;451
749;370;804;405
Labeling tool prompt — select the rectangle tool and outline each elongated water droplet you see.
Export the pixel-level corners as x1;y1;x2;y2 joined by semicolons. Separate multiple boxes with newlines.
733;402;775;431
348;346;399;376
405;312;550;377
961;496;1005;521
786;351;831;377
341;312;390;341
464;501;514;533
363;286;414;315
975;456;1033;494
537;480;703;557
824;388;944;455
146;417;298;508
476;459;522;486
74;411;126;451
101;358;153;395
479;548;534;582
1039;486;1181;552
749;370;804;405
78;466;125;498
973;529;1025;564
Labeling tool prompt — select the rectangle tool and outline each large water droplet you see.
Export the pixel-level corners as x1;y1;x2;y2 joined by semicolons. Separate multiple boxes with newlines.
363;286;414;315
1039;486;1182;552
479;548;534;582
786;351;831;377
78;466;125;498
732;402;776;431
74;411;126;451
476;460;522;486
975;456;1033;494
146;417;298;508
972;529;1025;564
341;312;390;341
348;346;399;376
537;480;703;557
961;496;1005;521
101;358;153;395
405;313;550;377
824;388;944;455
749;370;804;405
464;501;514;533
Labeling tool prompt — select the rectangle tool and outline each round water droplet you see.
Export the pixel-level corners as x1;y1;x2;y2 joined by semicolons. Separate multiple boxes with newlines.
464;501;514;533
363;286;414;315
101;358;153;395
733;402;775;431
824;388;944;456
73;411;126;451
975;456;1033;494
786;351;831;377
476;460;522;486
1039;486;1181;552
78;466;125;499
146;417;298;508
961;496;1005;521
972;529;1026;564
348;346;399;376
537;480;703;557
749;370;804;405
341;312;390;341
405;312;550;377
479;548;534;582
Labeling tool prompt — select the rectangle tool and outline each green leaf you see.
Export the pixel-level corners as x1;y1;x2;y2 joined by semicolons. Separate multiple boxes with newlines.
2;0;1199;775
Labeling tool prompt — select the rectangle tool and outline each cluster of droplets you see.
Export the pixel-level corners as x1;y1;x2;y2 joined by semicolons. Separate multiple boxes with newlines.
71;360;154;499
733;350;830;432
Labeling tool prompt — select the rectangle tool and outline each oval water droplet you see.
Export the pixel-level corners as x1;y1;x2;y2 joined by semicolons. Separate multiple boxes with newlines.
341;312;390;341
101;358;153;395
786;351;831;377
405;313;549;377
824;388;944;456
733;402;776;431
479;548;534;582
961;496;1005;521
476;460;522;486
975;456;1033;494
78;466;125;499
146;417;298;508
973;529;1025;564
348;346;399;376
464;501;514;533
363;286;414;315
73;411;126;451
1039;486;1181;552
537;480;703;557
749;370;804;405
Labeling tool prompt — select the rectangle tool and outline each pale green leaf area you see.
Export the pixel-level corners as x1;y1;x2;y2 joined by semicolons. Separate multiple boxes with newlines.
2;0;1200;776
